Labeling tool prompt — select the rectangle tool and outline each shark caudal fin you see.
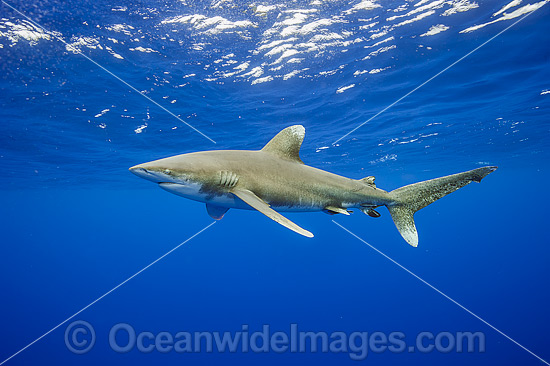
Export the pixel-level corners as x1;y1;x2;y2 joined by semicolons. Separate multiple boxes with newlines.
386;166;497;247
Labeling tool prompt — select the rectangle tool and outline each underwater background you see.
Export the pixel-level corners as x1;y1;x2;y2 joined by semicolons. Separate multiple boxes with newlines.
1;0;549;364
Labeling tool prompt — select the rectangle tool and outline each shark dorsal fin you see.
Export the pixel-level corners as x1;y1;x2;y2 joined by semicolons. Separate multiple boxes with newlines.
261;125;305;164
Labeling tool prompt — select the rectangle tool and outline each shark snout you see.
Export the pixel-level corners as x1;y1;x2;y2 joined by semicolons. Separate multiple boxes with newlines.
129;164;164;183
129;163;185;185
129;166;146;173
129;165;148;176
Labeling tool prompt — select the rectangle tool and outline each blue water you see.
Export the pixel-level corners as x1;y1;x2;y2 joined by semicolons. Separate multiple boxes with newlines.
1;0;549;364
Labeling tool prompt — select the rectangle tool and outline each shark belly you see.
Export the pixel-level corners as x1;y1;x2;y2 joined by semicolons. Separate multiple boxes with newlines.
158;182;333;212
269;203;325;212
159;182;248;209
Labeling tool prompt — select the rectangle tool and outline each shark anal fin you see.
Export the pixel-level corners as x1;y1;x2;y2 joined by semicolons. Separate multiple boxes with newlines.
206;203;229;220
361;207;381;218
324;206;351;215
230;188;314;238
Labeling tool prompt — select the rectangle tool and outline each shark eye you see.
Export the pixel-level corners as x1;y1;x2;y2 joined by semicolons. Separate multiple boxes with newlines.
164;169;172;175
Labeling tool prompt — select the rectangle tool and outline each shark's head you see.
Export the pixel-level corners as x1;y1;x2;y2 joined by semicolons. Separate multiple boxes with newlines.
129;153;201;185
129;151;232;201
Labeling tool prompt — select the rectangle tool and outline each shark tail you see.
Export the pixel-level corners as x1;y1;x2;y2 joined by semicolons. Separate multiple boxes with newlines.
386;166;497;247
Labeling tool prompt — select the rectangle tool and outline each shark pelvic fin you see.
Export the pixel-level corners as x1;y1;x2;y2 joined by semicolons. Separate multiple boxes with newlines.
324;206;351;215
230;187;314;238
261;125;305;164
206;203;229;220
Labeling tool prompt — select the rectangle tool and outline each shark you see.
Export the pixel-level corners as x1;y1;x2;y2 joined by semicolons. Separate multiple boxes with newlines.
130;125;497;247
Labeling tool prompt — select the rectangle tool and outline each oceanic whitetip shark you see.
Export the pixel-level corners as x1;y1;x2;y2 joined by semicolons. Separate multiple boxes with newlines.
130;125;497;247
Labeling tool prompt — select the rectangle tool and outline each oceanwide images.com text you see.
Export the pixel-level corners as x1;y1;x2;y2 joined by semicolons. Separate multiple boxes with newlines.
65;321;486;360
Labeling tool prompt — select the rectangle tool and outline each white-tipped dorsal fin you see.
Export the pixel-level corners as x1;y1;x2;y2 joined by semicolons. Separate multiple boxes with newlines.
261;125;305;164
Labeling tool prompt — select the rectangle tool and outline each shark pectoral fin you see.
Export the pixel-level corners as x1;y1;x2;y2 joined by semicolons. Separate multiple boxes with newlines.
230;188;314;238
206;203;229;220
324;206;351;216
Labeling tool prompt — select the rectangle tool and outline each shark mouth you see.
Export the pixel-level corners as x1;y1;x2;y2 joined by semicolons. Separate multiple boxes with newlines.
129;167;169;183
158;182;188;189
158;182;204;200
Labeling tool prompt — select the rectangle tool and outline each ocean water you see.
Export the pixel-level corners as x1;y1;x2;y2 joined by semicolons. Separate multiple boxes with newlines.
1;0;549;364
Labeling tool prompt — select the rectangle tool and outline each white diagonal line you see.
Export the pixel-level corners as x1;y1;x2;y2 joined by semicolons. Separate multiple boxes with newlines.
0;221;216;365
1;0;216;144
333;8;543;145
332;220;549;366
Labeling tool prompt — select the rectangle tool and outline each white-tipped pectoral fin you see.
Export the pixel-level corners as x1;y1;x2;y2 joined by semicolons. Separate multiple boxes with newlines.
230;188;314;238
